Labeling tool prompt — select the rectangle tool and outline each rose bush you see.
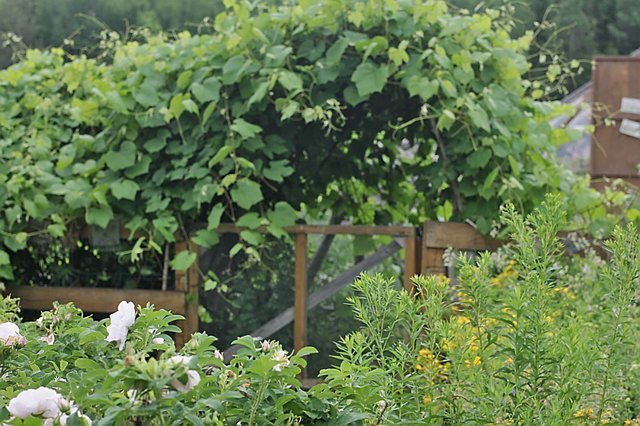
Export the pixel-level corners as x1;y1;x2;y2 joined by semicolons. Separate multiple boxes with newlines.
0;297;341;425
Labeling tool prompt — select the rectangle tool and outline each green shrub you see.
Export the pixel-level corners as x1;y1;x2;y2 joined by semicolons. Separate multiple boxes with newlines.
320;196;640;424
0;301;334;425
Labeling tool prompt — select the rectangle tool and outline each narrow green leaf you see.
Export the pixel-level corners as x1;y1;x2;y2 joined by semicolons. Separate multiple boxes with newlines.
207;204;225;229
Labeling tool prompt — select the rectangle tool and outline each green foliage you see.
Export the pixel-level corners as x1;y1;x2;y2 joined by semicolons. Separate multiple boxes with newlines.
321;196;640;424
450;0;640;90
3;198;640;423
0;0;225;68
0;0;577;279
0;302;329;425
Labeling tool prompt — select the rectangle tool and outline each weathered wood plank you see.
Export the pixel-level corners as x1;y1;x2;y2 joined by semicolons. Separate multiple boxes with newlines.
421;247;447;276
423;222;502;251
6;286;187;314
217;223;416;237
404;236;418;293
185;243;200;341
294;233;308;355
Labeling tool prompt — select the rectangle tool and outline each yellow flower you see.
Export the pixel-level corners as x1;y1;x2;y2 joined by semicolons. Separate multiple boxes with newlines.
465;356;482;368
457;316;471;325
423;395;432;405
415;364;423;371
419;348;435;359
573;408;595;419
436;274;450;286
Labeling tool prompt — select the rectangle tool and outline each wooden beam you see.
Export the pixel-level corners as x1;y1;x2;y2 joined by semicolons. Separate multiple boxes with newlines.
223;241;402;359
404;235;418;294
294;233;308;355
185;243;200;341
423;221;502;251
6;286;187;314
421;247;447;276
216;223;416;237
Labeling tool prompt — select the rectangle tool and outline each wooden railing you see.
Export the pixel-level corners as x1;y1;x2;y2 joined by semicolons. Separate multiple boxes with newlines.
6;237;200;347
3;221;501;356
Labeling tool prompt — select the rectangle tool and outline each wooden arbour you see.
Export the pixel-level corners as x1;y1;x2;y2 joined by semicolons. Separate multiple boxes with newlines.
2;221;500;355
216;223;422;356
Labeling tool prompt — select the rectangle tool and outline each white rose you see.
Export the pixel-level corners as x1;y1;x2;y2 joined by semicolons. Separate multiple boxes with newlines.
170;370;201;393
168;355;193;367
7;387;65;419
272;350;290;372
167;355;200;393
40;333;55;345
105;301;136;351
44;410;92;426
0;322;23;346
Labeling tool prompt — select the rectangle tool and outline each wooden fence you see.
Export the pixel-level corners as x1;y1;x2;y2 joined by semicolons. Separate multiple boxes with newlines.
3;221;500;356
216;223;421;357
6;237;200;347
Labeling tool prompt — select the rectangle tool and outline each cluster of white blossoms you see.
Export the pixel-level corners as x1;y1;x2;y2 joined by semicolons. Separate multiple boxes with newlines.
105;301;136;351
260;340;290;372
0;322;26;347
7;387;91;425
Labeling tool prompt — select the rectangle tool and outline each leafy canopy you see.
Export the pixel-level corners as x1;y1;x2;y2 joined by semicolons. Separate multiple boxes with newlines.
0;0;578;279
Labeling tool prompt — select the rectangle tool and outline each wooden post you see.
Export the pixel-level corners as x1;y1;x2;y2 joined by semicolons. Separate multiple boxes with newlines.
294;232;308;356
185;242;200;342
422;247;446;276
404;235;418;294
174;241;187;347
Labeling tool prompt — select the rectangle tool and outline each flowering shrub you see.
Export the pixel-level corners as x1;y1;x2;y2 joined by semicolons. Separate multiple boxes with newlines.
0;299;334;425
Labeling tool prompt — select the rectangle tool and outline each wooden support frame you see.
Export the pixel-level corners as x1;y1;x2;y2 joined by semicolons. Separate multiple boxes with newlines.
421;221;502;276
174;241;200;347
215;223;418;378
216;222;419;376
5;234;200;347
223;241;403;360
217;223;418;289
294;233;308;356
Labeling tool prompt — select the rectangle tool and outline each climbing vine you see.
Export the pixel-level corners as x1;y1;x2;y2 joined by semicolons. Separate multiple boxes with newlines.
0;0;580;281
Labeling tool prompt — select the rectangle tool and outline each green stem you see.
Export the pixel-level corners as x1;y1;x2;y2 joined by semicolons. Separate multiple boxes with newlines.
596;306;623;424
249;379;268;426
